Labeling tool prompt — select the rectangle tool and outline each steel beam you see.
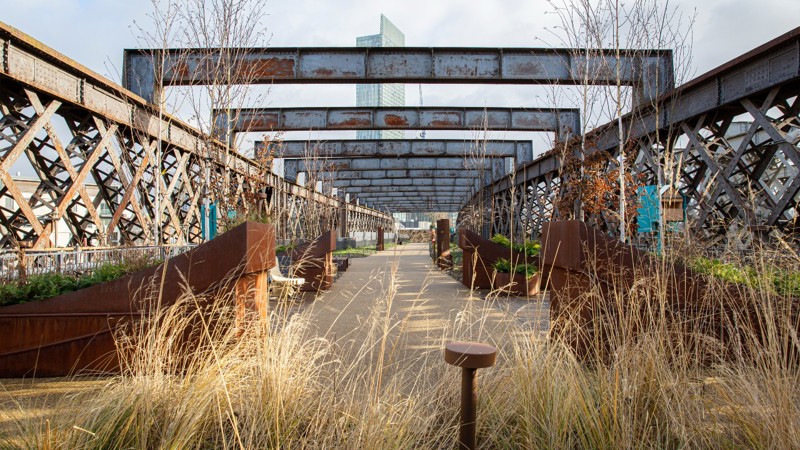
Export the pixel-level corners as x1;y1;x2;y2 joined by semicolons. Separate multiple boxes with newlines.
360;198;465;205
124;47;673;104
283;157;505;181
353;193;467;199
333;178;476;188
219;106;580;137
360;201;465;211
260;139;531;160
341;186;472;194
0;22;394;247
292;168;496;179
393;207;460;212
467;26;800;239
288;170;501;187
353;192;467;199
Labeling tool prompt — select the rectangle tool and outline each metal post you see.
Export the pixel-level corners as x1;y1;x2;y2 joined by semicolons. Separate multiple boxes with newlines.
376;226;384;251
436;219;451;269
444;341;497;450
459;367;478;450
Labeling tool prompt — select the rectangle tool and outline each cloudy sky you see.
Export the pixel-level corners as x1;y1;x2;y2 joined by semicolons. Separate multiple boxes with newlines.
2;0;799;157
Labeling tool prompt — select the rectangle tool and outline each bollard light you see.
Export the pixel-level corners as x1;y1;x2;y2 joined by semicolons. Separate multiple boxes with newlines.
444;341;497;450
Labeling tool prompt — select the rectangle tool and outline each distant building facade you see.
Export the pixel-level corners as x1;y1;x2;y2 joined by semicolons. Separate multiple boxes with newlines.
356;15;405;140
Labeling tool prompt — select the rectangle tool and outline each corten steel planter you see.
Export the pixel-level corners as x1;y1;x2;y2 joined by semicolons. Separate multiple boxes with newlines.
376;226;385;251
494;272;542;297
540;220;800;362
0;222;276;377
436;219;452;269
290;229;337;292
458;228;542;290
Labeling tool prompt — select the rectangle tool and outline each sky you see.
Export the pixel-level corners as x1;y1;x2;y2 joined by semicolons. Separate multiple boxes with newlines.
2;0;799;159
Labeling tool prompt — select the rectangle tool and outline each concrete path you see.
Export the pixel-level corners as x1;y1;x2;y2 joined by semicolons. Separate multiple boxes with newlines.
303;243;549;381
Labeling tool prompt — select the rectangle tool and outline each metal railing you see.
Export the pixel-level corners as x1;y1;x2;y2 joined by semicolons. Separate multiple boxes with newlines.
0;245;196;282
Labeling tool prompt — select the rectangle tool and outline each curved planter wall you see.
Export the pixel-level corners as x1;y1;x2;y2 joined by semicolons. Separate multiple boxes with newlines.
0;222;275;377
540;220;799;361
289;229;337;292
458;228;542;291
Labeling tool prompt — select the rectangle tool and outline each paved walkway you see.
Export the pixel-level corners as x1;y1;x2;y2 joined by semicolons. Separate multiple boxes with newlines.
303;243;549;381
0;243;550;438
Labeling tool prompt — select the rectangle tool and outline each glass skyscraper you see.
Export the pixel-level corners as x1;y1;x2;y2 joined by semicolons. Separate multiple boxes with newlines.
356;15;405;140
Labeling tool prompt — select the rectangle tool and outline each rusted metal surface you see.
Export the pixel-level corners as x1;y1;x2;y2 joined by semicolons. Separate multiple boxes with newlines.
283;157;507;182
458;228;539;290
0;222;276;377
376;226;384;251
289;229;337;291
444;341;497;450
261;139;532;160
436;219;452;269
124;47;673;104
220;106;579;135
494;272;541;297
540;220;800;361
462;26;800;241
0;21;392;247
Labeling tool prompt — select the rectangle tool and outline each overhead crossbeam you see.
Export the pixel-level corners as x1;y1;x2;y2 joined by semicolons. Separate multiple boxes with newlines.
359;199;466;212
0;21;394;247
218;106;580;137
358;197;466;204
283;157;505;182
124;47;674;104
341;186;472;194
293;168;499;181
334;178;475;188
353;192;467;198
467;25;800;239
260;139;531;161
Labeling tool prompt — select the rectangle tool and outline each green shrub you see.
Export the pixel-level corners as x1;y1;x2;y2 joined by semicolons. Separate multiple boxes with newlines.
490;234;511;247
689;256;800;298
773;270;800;297
491;234;541;257
493;258;538;279
493;257;512;273
0;256;161;307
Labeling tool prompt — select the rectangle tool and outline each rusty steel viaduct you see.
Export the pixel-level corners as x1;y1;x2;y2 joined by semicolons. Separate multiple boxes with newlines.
0;21;798;250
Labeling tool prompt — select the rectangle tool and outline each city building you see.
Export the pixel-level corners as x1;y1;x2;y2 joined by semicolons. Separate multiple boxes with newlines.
356;15;405;140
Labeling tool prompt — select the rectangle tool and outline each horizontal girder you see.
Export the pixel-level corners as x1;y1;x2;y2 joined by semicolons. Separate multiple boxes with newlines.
261;139;532;160
124;47;674;103
283;157;505;181
334;178;475;187
0;22;393;247
341;186;471;194
465;26;800;240
217;106;580;137
353;192;467;199
291;168;500;182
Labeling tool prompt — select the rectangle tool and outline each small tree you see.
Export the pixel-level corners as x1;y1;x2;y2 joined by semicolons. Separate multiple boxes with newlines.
548;0;695;242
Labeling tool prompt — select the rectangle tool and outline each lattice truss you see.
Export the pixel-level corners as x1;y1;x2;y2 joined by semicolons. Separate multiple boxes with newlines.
0;79;391;249
347;207;391;233
458;172;561;241
265;176;391;243
464;85;799;243
0;82;207;248
632;85;800;241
